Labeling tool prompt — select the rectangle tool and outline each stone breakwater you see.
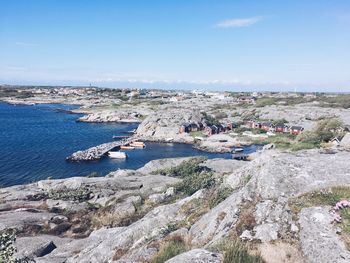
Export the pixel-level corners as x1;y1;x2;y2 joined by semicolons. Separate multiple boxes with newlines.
66;138;135;161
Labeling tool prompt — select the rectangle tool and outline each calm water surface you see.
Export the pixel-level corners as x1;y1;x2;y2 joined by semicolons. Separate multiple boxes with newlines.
0;103;260;186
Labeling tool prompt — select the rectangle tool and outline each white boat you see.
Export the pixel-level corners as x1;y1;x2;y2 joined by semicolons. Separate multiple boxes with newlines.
120;145;135;150
130;141;146;148
108;151;127;159
232;147;244;153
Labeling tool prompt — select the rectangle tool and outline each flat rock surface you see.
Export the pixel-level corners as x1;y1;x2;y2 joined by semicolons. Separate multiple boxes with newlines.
137;157;193;174
299;207;350;263
340;132;350;150
200;158;245;174
165;249;222;263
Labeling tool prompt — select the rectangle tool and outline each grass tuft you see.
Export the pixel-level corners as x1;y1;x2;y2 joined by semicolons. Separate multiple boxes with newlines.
150;238;187;263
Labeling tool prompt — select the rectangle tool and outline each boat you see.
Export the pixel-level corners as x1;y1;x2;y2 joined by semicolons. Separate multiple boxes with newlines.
120;145;135;150
127;129;137;134
108;151;127;159
130;141;146;148
232;147;244;153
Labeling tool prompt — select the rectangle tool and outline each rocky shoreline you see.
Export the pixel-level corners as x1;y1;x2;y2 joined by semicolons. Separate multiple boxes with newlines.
2;87;350;262
2;148;350;263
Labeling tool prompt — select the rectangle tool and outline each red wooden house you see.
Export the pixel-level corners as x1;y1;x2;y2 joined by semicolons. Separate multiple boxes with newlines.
261;122;273;132
290;126;304;135
275;124;287;133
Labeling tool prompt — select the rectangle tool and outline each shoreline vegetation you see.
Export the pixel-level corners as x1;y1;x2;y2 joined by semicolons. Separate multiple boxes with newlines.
1;86;350;262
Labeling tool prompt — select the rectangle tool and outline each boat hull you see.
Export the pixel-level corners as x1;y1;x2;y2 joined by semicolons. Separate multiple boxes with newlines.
108;151;127;159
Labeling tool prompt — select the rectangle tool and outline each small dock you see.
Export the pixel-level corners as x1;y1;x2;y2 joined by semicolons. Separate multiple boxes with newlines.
66;137;136;162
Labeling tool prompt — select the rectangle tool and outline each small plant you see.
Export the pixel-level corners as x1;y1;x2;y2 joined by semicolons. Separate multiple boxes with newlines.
209;238;265;263
189;131;207;138
0;229;33;263
160;223;179;236
175;172;215;196
28;187;92;202
297;118;344;145
214;111;228;120
289;186;350;249
153;157;208;177
208;187;233;208
235;207;257;235
223;240;265;263
201;112;221;126
150;238;187;263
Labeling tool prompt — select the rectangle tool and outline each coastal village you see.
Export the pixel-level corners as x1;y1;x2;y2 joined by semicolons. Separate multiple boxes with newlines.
1;85;350;263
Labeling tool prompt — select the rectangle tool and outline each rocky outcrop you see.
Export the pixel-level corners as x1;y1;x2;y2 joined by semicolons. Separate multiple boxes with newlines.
78;110;141;123
136;107;202;143
189;149;350;247
165;249;222;263
252;104;350;131
39;190;206;263
195;134;248;153
200;158;245;174
2;150;350;262
299;207;350;263
137;157;193;174
340;133;350;150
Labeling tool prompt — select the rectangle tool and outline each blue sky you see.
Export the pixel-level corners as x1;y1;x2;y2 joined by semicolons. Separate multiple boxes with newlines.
0;0;349;91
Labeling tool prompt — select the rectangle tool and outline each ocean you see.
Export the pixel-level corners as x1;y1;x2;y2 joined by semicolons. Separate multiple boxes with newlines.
0;103;259;186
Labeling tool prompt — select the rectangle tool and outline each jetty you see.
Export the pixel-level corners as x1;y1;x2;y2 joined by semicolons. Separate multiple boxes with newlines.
66;137;136;161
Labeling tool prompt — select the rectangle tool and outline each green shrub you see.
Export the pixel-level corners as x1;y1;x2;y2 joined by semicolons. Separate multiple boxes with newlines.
154;157;208;177
214;112;228;120
255;98;278;107
176;172;216;196
29;187;92;202
0;229;32;263
297;118;344;144
319;94;350;109
272;118;289;125
209;187;233;208
202;112;221;126
223;241;265;263
150;239;187;263
160;223;179;236
290;142;319;151
190;131;206;138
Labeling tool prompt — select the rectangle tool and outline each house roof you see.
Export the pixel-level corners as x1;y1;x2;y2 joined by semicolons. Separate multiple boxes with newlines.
290;126;303;130
275;123;285;127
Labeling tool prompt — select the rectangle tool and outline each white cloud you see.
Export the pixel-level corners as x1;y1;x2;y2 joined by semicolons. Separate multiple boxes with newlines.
15;42;37;47
215;17;262;28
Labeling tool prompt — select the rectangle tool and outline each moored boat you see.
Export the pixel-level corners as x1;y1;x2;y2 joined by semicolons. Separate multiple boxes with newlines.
232;147;244;153
120;145;135;150
108;151;127;159
130;141;146;148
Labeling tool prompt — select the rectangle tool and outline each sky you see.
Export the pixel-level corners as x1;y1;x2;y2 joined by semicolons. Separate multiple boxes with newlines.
0;0;350;92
